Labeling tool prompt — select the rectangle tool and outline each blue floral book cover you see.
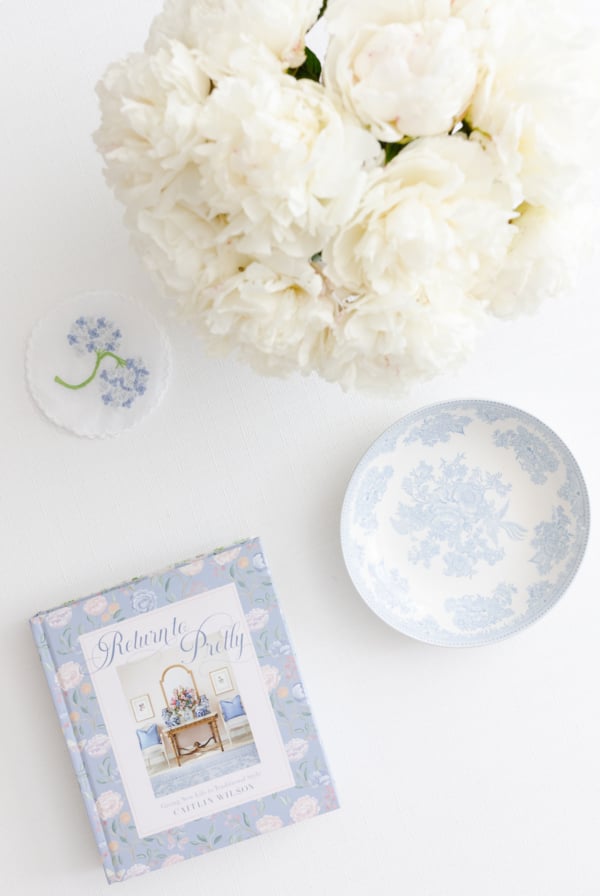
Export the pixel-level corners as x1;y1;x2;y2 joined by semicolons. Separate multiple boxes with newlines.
30;537;338;884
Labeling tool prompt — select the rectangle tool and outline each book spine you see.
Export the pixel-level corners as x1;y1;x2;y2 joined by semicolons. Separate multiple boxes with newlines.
30;616;118;885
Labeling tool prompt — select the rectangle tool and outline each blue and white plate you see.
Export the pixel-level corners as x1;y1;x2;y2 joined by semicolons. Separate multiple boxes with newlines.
341;400;589;647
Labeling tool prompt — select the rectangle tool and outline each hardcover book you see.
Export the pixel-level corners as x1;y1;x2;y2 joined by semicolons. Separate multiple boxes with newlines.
30;537;338;884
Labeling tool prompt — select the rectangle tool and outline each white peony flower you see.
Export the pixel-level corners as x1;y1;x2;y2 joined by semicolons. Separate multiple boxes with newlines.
316;135;518;395
451;0;493;29
191;71;382;260
323;136;515;303
94;0;600;397
486;204;589;319
463;0;600;209
318;287;487;395
324;0;479;141
95;40;211;211
198;253;335;376
146;0;323;78
132;201;245;308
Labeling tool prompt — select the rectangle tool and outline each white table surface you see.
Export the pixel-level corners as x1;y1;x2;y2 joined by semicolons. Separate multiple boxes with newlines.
2;2;600;894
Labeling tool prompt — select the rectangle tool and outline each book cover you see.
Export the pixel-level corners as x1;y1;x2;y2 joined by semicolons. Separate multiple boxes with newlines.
30;537;338;884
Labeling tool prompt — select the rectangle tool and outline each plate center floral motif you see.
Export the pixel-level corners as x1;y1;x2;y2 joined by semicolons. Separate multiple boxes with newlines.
391;453;527;577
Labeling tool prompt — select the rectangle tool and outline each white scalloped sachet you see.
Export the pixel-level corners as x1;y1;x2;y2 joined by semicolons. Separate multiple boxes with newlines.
26;291;171;438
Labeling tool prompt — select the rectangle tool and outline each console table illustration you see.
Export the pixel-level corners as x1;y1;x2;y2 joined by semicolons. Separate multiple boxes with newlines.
162;713;224;767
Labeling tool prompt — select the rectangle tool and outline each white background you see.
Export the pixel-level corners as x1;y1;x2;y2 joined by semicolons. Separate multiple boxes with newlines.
1;2;599;894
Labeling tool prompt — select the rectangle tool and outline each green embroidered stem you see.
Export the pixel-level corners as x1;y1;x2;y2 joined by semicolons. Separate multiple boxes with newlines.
54;350;126;390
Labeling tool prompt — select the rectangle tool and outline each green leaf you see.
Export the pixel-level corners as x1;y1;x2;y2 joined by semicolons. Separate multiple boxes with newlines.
290;47;322;83
383;142;403;164
318;0;328;18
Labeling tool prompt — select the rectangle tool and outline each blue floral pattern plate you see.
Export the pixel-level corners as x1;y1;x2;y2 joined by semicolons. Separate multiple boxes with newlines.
340;401;589;647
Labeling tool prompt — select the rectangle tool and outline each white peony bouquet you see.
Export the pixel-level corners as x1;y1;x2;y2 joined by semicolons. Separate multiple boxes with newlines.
95;0;599;395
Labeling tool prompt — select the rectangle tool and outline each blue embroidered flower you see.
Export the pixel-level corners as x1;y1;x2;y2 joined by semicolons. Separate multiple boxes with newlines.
67;316;123;355
99;357;150;409
55;318;150;411
130;590;157;613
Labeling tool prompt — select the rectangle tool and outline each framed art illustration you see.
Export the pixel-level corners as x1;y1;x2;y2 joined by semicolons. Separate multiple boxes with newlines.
131;694;154;723
209;666;233;695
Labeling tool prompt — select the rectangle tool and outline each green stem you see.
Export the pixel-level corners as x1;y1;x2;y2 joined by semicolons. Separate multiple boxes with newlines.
54;350;126;390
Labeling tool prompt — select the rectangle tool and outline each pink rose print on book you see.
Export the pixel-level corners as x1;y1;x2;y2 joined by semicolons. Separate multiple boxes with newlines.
180;558;205;576
161;855;185;868
256;815;284;834
84;595;108;617
290;795;320;823
285;738;309;762
46;607;72;628
85;734;112;758
261;664;281;692
123;864;151;879
95;790;124;821
56;661;84;691
245;607;270;631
